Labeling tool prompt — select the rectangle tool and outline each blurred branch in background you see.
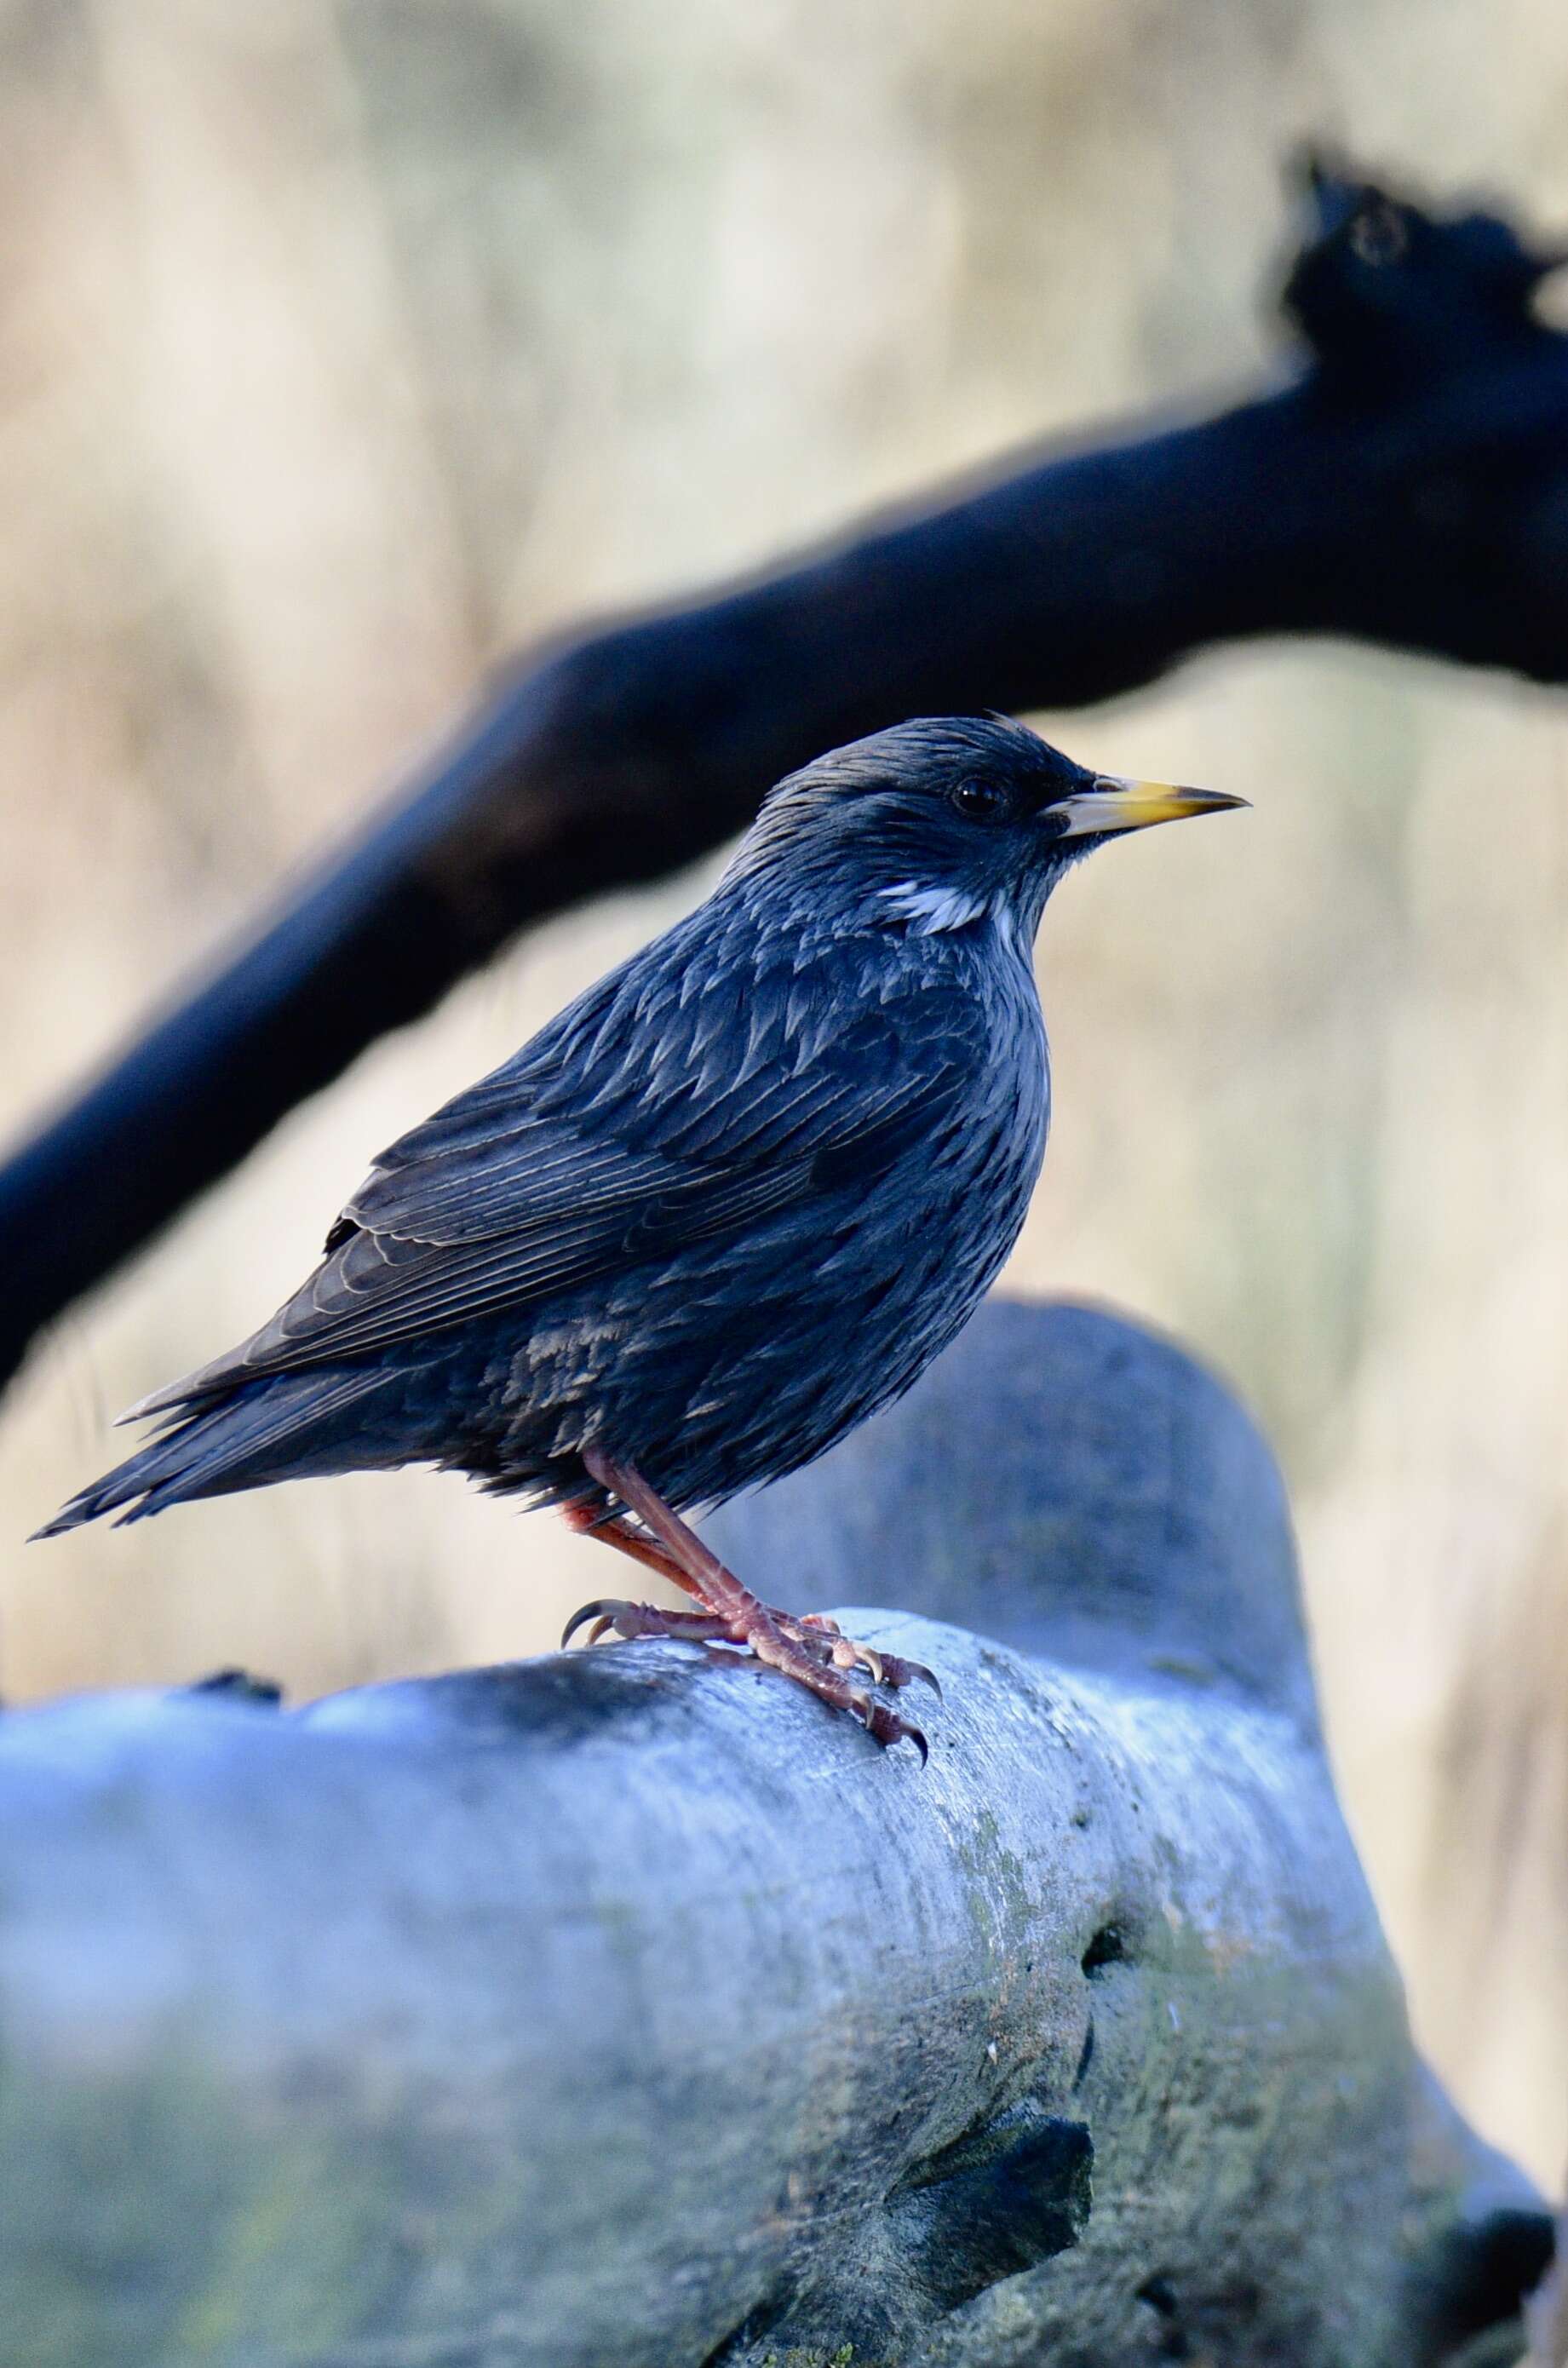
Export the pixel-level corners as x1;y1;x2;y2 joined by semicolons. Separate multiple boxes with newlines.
3;154;1566;1394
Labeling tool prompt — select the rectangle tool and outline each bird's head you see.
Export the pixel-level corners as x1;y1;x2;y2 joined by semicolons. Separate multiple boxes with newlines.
725;716;1244;940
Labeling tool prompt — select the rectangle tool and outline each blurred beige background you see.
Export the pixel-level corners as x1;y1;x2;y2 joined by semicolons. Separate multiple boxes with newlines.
0;0;1564;2188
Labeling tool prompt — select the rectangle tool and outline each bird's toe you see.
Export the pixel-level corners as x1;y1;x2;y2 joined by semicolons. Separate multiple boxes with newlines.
858;1697;929;1762
789;1615;940;1698
561;1597;738;1650
876;1652;943;1700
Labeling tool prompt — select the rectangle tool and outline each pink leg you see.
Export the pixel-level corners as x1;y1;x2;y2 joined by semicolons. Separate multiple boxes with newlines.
560;1498;939;1694
557;1447;936;1759
560;1502;709;1599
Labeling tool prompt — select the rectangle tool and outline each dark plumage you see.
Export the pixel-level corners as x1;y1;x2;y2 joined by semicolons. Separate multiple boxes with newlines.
39;716;1242;1750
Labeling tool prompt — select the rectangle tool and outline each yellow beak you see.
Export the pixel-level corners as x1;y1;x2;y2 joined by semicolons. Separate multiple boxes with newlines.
1053;774;1249;838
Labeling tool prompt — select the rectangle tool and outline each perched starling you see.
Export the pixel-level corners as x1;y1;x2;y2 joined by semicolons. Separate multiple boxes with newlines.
37;717;1242;1754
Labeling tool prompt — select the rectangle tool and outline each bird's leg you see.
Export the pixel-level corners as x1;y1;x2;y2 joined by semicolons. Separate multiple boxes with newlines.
559;1548;938;1683
560;1499;941;1698
566;1459;939;1693
559;1503;744;1646
560;1502;709;1600
566;1467;939;1690
560;1446;933;1757
565;1472;941;1698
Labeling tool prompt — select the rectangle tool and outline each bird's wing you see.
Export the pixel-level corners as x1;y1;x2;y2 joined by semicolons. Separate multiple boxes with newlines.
144;923;985;1407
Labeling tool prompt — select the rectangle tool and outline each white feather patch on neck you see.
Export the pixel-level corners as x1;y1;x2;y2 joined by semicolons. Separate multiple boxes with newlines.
877;881;990;934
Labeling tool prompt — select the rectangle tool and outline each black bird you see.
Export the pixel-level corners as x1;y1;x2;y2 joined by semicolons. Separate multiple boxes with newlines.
37;717;1243;1754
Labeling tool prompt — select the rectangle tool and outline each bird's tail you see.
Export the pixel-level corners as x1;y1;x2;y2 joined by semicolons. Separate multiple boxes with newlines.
32;1365;410;1539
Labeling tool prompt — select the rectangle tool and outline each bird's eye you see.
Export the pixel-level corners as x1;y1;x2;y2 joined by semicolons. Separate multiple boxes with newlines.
951;778;1013;823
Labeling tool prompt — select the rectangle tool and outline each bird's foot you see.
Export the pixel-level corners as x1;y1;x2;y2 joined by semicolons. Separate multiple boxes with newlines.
744;1608;931;1762
561;1593;931;1760
566;1448;936;1760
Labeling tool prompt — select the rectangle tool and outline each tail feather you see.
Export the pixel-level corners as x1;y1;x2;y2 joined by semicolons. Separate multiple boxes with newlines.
32;1365;405;1539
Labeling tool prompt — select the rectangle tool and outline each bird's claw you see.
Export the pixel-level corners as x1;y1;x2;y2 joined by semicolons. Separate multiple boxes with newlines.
857;1695;928;1762
876;1652;943;1700
795;1613;940;1698
561;1599;612;1647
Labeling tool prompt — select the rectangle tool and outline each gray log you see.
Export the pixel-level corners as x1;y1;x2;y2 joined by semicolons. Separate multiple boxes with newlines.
0;1301;1550;2366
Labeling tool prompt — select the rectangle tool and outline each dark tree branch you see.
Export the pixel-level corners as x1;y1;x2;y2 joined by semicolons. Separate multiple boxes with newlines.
5;156;1567;1390
0;1303;1551;2364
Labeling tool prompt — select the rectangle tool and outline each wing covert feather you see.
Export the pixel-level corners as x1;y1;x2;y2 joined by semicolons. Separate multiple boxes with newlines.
192;923;987;1390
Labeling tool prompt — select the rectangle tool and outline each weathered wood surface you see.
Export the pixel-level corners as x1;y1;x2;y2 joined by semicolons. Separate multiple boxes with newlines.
0;1301;1551;2365
6;158;1568;1390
